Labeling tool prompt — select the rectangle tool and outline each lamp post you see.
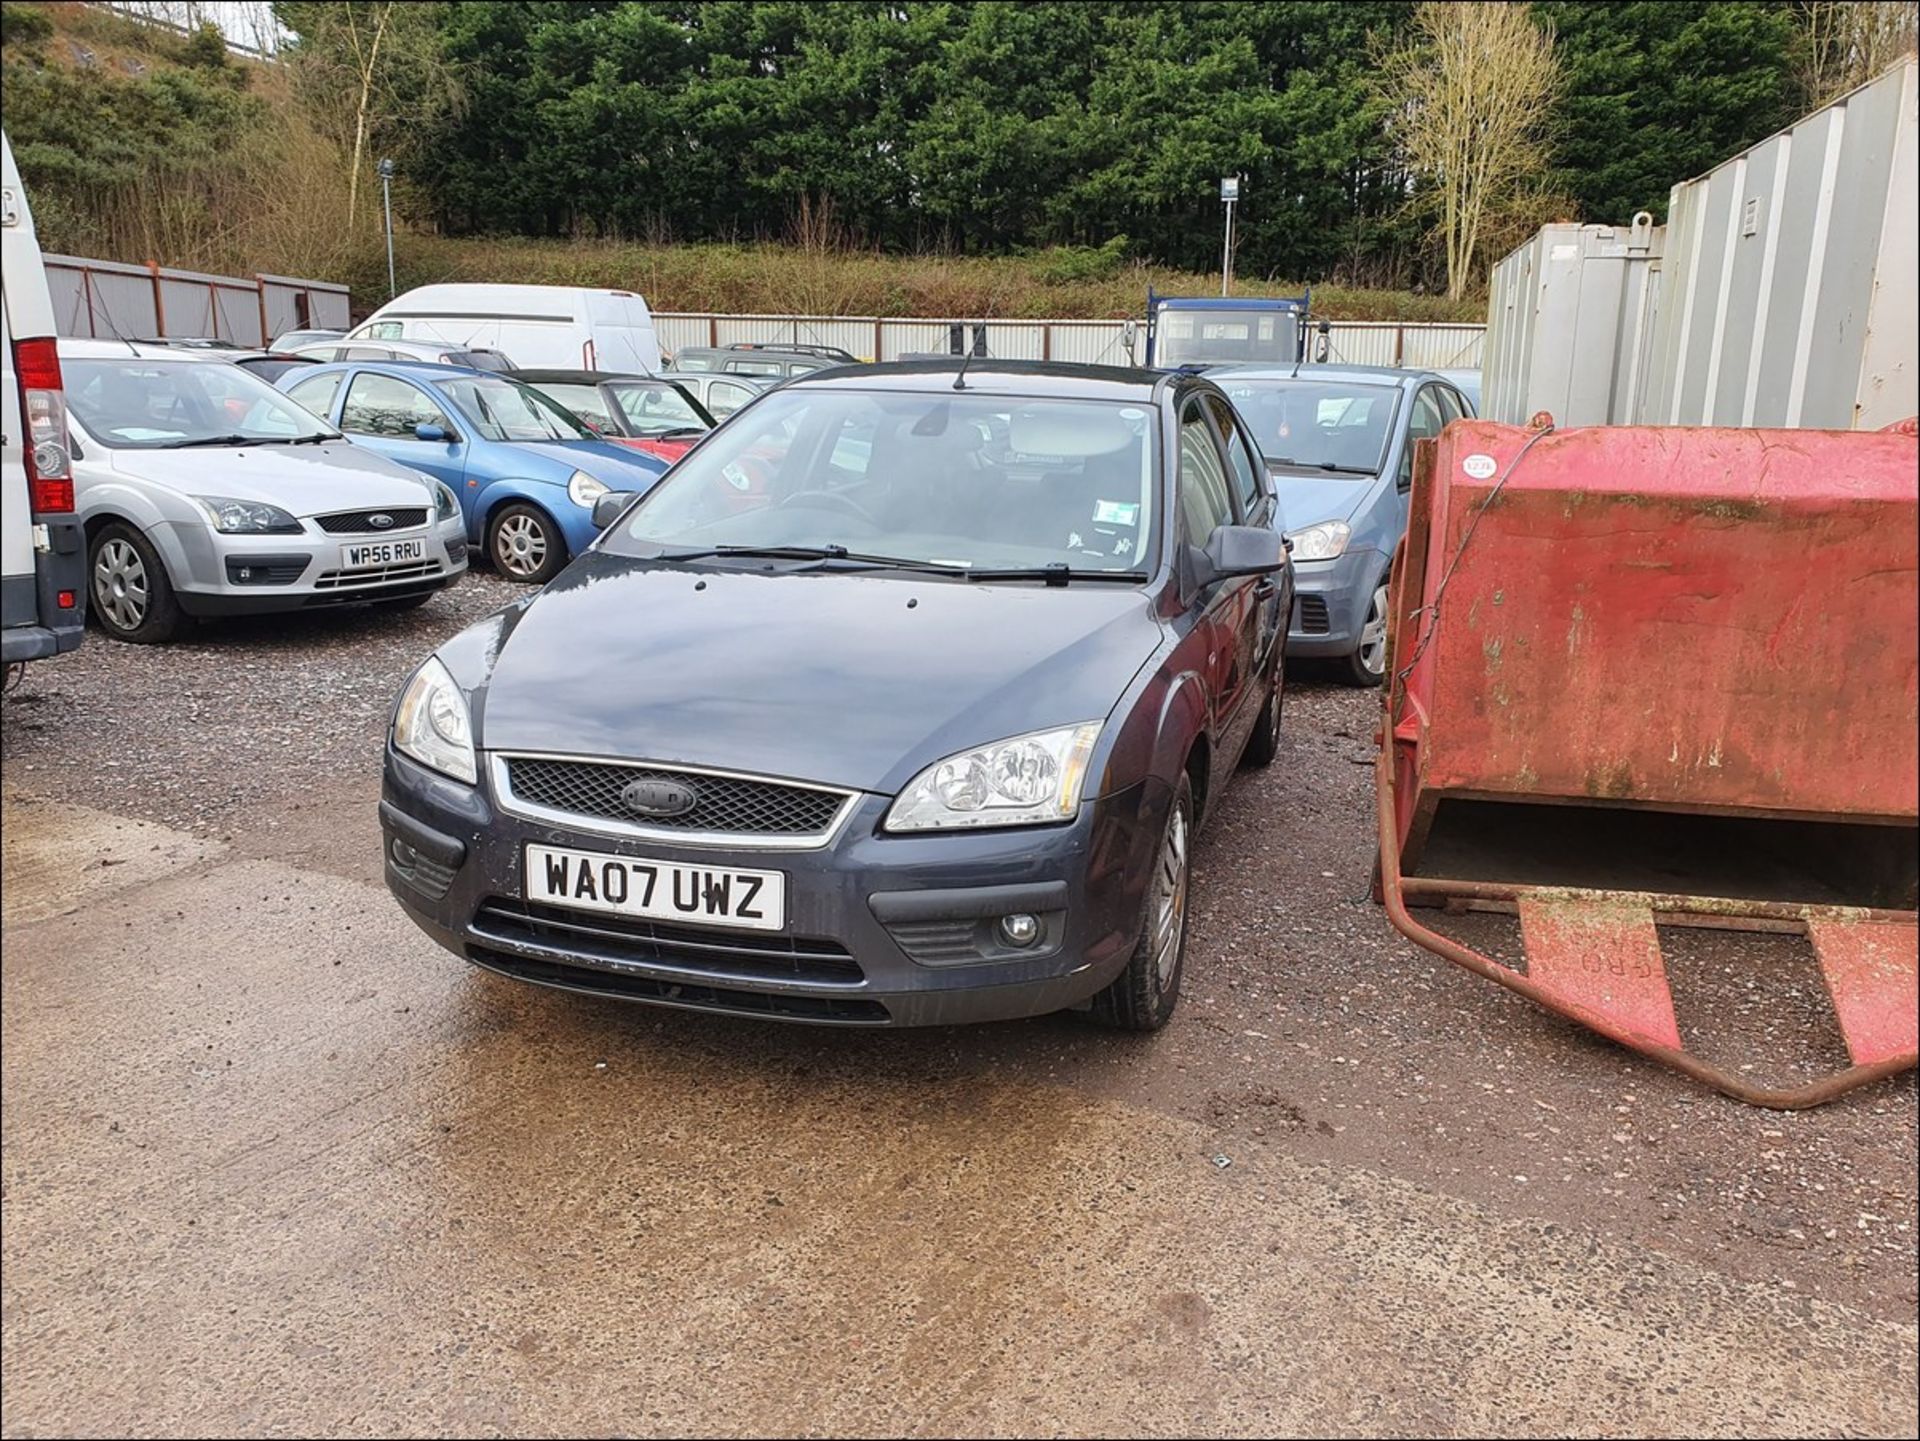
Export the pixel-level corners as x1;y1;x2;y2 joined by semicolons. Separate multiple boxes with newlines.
1219;175;1240;297
378;157;396;300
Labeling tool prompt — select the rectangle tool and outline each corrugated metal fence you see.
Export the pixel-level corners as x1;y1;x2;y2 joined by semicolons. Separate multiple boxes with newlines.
44;254;352;348
655;313;1485;370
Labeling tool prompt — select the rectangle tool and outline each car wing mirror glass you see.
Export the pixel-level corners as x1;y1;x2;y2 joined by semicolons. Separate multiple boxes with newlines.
1203;524;1286;581
591;491;637;529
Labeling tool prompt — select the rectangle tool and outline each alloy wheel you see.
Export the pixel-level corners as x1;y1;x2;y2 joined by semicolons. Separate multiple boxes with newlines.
93;538;149;632
1358;582;1390;677
494;513;549;578
1150;802;1190;993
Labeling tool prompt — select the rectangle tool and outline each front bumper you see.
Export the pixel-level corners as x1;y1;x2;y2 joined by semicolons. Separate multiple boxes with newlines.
380;749;1167;1027
1285;548;1384;658
171;519;469;616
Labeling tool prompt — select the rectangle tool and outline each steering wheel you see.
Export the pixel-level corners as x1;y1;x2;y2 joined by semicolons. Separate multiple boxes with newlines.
776;489;879;527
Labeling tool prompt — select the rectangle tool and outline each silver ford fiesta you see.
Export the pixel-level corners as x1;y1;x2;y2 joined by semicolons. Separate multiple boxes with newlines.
58;340;469;643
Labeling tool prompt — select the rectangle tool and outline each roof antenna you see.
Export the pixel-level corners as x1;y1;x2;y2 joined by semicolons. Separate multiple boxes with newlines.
952;346;973;391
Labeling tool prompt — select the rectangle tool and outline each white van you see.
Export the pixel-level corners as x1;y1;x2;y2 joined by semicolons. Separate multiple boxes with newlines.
2;132;85;667
347;284;663;373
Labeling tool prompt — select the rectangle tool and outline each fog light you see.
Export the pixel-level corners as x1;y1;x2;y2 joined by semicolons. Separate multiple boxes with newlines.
999;913;1041;947
390;838;419;868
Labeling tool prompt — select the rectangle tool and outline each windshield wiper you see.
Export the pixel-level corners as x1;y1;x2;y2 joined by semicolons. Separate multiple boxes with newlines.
290;432;338;445
158;433;266;449
653;544;970;576
966;564;1150;587
1266;458;1375;476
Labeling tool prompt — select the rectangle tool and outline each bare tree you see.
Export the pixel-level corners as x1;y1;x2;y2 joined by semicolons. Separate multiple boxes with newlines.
1373;3;1560;301
277;2;460;231
1797;1;1919;109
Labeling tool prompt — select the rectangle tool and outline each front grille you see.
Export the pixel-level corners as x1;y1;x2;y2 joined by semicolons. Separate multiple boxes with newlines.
503;757;849;838
469;949;890;1023
315;507;430;535
474;897;865;985
1296;595;1331;634
312;560;444;590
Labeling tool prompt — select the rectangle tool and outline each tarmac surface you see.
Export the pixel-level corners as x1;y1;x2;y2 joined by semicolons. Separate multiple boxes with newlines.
3;579;1915;1437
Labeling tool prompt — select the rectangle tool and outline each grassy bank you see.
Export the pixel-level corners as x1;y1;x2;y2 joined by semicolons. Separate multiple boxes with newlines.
362;234;1485;323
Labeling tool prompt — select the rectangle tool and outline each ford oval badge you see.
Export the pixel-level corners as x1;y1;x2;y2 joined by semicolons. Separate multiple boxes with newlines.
621;777;698;818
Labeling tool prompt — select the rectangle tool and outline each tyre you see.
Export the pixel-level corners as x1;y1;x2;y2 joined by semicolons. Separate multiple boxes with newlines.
89;522;189;644
375;592;435;612
1089;772;1195;1032
1337;577;1391;688
1241;659;1283;768
487;502;566;584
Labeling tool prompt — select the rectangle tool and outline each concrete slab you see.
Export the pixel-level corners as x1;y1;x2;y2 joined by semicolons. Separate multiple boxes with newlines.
1;792;223;925
3;851;1915;1437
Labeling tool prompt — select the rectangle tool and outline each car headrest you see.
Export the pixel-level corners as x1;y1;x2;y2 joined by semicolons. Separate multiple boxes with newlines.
1009;405;1136;458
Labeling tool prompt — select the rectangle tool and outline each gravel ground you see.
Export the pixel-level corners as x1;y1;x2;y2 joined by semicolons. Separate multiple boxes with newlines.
3;573;1914;1323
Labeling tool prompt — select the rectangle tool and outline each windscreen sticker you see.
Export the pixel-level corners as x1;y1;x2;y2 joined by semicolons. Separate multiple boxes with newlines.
1461;453;1498;480
1093;500;1140;526
721;461;753;491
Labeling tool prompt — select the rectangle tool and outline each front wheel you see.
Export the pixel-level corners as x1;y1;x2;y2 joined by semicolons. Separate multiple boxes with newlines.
1241;659;1283;768
89;522;189;643
1337;579;1390;688
1088;773;1194;1032
487;503;566;584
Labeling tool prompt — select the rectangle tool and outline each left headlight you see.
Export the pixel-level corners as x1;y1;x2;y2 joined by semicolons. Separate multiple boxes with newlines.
432;480;459;520
567;470;609;509
193;495;303;535
1286;519;1351;562
392;655;476;784
884;722;1102;833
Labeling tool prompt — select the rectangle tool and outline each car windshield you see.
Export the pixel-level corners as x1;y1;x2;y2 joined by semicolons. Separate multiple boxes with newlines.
1216;378;1397;475
440;376;592;442
533;383;621;433
607;381;710;436
609;388;1157;575
63;358;337;448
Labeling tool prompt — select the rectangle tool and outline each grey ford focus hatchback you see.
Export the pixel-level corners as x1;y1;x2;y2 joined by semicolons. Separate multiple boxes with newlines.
381;362;1291;1030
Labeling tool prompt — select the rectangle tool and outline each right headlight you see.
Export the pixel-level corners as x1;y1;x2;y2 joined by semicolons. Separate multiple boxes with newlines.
567;469;609;509
1286;519;1351;562
431;480;459;520
392;656;476;784
884;723;1102;832
194;495;303;535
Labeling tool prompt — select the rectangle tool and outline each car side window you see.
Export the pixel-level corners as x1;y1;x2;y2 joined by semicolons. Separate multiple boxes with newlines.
1436;387;1466;425
708;381;754;417
1398;387;1445;491
365;322;403;340
341;373;450;438
1177;404;1235;544
344;346;394;361
1202;395;1262;516
285;372;344;419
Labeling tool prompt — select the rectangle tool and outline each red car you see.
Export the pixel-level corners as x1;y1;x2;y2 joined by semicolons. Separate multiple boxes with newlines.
510;369;717;463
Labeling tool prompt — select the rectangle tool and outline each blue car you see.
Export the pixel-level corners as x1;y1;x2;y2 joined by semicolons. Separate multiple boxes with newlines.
279;361;668;583
1211;364;1475;685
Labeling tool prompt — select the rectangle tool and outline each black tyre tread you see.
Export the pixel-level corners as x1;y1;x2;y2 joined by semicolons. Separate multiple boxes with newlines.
1242;666;1282;767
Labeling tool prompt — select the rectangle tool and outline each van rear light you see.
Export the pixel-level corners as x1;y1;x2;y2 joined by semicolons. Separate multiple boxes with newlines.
13;335;74;513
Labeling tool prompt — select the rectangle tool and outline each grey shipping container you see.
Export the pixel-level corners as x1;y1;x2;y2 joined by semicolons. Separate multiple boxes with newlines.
1637;56;1916;429
1481;216;1661;425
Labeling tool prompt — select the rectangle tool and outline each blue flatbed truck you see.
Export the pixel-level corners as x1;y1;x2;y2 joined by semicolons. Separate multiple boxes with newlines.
1142;289;1316;368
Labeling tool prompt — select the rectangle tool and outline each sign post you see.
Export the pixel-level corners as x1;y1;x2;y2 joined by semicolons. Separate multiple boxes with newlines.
1219;176;1240;296
378;158;397;300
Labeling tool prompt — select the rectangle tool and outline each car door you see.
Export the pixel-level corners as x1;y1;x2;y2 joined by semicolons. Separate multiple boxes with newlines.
1176;398;1258;789
1203;393;1289;690
337;371;468;491
1390;383;1447;546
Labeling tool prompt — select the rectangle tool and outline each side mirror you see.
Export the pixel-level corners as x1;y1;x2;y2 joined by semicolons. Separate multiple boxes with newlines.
414;422;455;443
1199;524;1286;584
591;491;638;529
